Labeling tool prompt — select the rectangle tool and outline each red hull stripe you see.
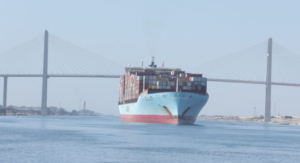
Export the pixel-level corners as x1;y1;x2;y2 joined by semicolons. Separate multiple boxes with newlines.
120;114;197;124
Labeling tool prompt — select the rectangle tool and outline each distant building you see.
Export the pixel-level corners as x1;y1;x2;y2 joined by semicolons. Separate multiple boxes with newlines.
280;116;293;119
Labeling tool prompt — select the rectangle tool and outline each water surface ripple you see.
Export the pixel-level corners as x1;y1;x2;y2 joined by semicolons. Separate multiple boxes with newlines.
1;116;300;163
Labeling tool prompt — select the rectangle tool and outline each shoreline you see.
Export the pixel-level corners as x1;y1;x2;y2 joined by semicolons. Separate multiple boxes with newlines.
198;116;300;126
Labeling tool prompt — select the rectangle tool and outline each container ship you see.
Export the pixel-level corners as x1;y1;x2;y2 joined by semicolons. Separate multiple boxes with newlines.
118;57;209;124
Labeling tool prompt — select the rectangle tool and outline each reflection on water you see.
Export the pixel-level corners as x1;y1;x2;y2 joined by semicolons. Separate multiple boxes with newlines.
1;116;300;163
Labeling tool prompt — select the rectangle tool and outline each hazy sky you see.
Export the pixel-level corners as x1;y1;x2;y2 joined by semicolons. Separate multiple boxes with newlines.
1;0;300;116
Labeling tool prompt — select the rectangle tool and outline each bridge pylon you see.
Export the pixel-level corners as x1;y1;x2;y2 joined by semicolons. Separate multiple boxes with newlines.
264;38;272;122
3;76;8;108
41;30;48;116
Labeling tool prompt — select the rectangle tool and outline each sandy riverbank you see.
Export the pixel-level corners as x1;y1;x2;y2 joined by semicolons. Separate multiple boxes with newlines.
198;116;300;126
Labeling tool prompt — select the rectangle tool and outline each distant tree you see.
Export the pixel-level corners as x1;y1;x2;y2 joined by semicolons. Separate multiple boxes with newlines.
71;110;78;115
47;108;53;115
5;106;14;110
0;108;6;115
59;108;67;115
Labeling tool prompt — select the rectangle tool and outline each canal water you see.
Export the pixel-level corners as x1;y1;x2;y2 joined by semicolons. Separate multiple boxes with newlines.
0;116;300;163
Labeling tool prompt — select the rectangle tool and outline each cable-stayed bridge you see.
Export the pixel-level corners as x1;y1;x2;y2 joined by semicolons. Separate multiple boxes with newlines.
1;31;300;122
187;41;300;87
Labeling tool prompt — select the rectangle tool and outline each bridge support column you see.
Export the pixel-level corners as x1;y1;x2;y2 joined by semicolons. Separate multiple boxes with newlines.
41;30;49;116
3;76;8;108
264;38;272;122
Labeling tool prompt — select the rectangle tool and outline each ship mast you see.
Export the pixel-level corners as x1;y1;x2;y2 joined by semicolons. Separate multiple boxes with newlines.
149;56;157;68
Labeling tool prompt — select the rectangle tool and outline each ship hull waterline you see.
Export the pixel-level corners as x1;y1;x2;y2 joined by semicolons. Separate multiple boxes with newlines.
118;92;209;124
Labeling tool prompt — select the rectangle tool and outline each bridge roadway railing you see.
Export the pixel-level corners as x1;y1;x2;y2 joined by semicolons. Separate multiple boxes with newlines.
207;78;300;87
0;74;121;78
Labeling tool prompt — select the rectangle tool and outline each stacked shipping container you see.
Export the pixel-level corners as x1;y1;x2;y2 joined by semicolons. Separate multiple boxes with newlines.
118;70;207;104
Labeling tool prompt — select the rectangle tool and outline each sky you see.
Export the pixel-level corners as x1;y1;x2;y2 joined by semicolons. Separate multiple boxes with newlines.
0;0;300;116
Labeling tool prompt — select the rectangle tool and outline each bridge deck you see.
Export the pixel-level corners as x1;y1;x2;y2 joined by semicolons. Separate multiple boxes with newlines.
0;74;300;87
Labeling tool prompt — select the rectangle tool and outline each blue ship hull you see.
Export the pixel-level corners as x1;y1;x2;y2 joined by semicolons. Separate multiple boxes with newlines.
119;92;209;124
